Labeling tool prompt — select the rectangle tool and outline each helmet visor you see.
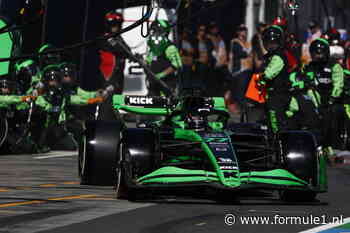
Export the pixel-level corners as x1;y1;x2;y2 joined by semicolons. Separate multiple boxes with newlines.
263;40;280;52
310;42;329;62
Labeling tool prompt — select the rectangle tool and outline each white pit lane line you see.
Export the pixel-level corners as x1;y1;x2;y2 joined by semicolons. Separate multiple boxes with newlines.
34;151;78;159
299;217;350;233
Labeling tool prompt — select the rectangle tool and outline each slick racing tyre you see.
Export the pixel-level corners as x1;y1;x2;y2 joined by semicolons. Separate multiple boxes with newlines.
79;120;124;185
278;131;318;202
120;128;159;201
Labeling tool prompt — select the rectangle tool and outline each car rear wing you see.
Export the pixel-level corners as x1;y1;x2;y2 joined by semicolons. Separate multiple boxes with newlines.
113;95;227;115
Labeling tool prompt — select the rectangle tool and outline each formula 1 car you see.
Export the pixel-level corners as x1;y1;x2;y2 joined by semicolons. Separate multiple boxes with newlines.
78;92;327;202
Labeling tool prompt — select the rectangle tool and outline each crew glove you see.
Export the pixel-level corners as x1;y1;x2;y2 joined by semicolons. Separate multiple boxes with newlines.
21;96;37;102
87;97;104;104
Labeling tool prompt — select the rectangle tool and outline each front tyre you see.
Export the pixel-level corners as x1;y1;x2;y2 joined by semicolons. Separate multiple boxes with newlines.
119;128;158;201
278;131;319;202
279;190;316;202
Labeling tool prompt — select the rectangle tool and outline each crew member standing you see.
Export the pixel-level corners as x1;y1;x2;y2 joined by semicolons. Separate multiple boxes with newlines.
98;10;131;94
305;38;344;159
146;19;182;96
97;10;132;120
258;25;290;134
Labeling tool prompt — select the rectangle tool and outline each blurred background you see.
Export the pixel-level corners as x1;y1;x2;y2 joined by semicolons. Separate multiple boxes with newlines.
0;0;350;89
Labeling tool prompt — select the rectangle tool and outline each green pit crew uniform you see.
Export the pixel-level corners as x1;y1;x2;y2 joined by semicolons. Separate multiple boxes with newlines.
64;87;98;119
261;51;291;134
65;87;99;143
146;43;182;96
341;69;350;148
146;19;182;96
35;90;100;150
304;61;344;152
285;72;322;139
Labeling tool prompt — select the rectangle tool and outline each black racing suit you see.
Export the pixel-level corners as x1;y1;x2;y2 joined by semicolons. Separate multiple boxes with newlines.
98;34;131;94
97;34;131;121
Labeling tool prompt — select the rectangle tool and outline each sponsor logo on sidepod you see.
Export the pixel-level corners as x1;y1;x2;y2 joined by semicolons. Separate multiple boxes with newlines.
129;97;154;105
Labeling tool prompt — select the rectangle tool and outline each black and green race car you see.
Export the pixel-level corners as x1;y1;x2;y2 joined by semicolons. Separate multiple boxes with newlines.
78;92;327;202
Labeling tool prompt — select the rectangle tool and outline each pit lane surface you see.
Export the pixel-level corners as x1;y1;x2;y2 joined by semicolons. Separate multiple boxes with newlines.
0;151;349;233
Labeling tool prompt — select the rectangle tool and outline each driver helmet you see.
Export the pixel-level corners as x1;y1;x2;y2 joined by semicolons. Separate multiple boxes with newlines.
182;96;210;131
185;114;207;131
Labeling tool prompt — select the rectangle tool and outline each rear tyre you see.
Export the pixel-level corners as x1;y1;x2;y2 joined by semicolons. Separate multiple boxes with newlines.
79;120;123;185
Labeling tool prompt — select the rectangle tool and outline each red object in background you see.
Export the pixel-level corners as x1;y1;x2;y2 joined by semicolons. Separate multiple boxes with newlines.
105;11;124;23
273;16;287;31
285;49;298;72
323;28;341;45
99;51;116;81
346;56;350;70
245;73;266;104
345;41;350;69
